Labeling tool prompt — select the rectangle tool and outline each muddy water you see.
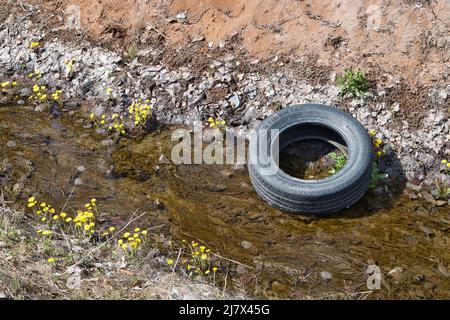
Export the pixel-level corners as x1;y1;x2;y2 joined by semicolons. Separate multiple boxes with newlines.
1;106;449;299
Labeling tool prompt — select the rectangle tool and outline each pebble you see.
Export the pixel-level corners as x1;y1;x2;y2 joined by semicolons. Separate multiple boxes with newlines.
6;141;17;148
320;271;332;281
241;241;253;249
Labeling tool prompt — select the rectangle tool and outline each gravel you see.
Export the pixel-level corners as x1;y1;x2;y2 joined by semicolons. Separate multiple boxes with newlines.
0;13;449;200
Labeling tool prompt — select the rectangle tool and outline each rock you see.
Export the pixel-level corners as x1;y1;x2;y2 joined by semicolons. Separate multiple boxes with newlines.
243;106;259;123
406;183;422;192
228;93;241;108
387;266;404;277
176;11;188;23
12;182;23;194
240;241;253;249
414;274;426;283
76;165;85;172
34;104;47;112
101;139;114;147
191;35;204;43
219;169;233;178
232;265;246;275
320;271;332;281
264;86;275;97
6;140;17;148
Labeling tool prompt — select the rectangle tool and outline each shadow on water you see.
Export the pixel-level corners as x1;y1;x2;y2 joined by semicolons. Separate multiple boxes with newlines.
0;105;448;300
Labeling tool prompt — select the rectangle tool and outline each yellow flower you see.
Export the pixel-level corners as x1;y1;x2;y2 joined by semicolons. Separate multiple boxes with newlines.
205;269;210;275
106;87;113;95
167;259;174;265
141;230;148;235
212;267;218;273
60;212;67;218
28;202;36;208
208;117;214;122
89;113;95;120
109;226;116;232
47;257;55;263
65;217;72;223
442;160;447;164
447;163;450;168
133;233;139;238
118;239;123;245
30;42;40;48
53;215;58;220
41;217;47;222
84;224;91;231
134;228;141;232
123;232;130;238
201;254;207;260
28;196;35;203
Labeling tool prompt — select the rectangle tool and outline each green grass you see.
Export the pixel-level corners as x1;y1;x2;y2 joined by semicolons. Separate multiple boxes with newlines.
337;69;369;98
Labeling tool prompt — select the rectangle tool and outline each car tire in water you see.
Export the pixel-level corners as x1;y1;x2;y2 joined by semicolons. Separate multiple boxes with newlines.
248;104;373;215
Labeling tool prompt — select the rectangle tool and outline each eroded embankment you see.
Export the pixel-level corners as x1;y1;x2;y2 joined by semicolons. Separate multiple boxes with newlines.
0;3;449;200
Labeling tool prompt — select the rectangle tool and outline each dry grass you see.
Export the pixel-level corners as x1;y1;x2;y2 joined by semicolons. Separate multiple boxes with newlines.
0;193;242;300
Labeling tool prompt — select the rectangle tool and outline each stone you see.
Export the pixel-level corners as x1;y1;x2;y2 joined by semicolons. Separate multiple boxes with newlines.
241;241;253;249
228;92;241;108
6;140;17;148
176;11;188;23
320;271;332;281
243;106;259;123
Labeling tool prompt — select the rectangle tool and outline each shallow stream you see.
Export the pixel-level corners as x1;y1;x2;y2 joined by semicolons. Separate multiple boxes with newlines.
0;105;449;299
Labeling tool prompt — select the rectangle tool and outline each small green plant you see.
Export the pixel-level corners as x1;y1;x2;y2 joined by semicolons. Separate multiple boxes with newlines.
369;163;388;189
328;152;347;174
337;69;369;98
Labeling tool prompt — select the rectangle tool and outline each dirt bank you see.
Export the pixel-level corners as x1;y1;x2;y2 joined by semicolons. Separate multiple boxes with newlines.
58;0;450;89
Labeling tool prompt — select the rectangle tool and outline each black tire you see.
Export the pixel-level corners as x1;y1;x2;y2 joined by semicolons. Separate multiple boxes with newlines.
248;104;373;215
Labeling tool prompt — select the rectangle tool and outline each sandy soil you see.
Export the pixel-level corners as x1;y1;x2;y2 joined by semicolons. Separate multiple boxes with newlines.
57;0;450;89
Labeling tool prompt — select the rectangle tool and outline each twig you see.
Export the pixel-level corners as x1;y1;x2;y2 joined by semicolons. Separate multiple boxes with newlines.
168;248;182;293
212;253;255;270
65;210;154;271
60;184;76;214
